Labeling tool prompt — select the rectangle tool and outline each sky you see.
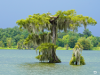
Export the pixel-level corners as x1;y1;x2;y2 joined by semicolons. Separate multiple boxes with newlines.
0;0;100;36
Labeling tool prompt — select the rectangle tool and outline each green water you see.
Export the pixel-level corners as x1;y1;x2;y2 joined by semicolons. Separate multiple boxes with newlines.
0;50;100;75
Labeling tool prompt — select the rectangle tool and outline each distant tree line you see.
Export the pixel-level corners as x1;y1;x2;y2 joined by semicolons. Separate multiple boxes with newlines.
57;29;100;50
0;26;100;50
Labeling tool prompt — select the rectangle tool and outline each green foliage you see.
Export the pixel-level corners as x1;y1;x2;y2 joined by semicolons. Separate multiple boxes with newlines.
14;34;21;45
0;41;4;47
57;32;68;38
68;36;77;48
92;47;100;50
35;43;58;62
0;26;28;47
68;31;79;37
16;9;97;35
83;29;92;38
24;32;51;46
6;38;13;48
1;35;7;47
69;54;76;65
74;42;83;50
96;37;100;42
16;13;51;34
97;42;100;47
78;33;84;37
56;47;66;50
69;54;85;65
87;36;98;47
62;35;69;46
55;10;82;32
35;55;43;61
78;37;92;50
70;42;85;65
21;29;29;39
0;26;99;50
79;16;97;30
56;38;64;47
80;56;85;65
16;9;97;49
10;10;98;63
11;39;16;46
17;39;24;49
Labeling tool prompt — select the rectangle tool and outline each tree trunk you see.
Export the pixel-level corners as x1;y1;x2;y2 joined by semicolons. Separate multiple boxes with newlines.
49;45;61;63
48;15;60;63
75;61;77;65
52;25;56;44
66;45;68;50
84;24;87;30
25;46;26;50
49;25;61;63
28;43;29;49
22;44;23;50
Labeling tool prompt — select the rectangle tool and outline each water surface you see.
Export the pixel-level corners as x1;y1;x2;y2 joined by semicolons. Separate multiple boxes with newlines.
0;50;100;75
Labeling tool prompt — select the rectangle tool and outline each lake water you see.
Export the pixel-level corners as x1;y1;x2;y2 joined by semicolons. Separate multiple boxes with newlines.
0;50;100;75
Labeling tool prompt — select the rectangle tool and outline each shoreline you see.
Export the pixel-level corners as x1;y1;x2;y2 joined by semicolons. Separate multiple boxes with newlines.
0;47;100;50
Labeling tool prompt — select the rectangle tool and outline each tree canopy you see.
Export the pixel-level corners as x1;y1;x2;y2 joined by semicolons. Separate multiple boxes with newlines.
15;9;97;63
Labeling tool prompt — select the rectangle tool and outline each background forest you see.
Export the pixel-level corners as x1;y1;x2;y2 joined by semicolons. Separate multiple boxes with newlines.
0;26;100;50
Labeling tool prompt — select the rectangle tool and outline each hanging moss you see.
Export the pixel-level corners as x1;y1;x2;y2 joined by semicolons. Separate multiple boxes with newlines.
23;32;52;46
69;53;85;65
80;56;85;65
69;42;85;65
35;43;59;62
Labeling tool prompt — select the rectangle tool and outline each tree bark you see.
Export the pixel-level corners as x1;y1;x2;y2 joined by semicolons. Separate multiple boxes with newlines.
48;15;61;63
49;45;60;63
28;43;29;49
52;25;56;44
75;61;77;65
49;24;61;63
22;44;23;50
66;45;68;50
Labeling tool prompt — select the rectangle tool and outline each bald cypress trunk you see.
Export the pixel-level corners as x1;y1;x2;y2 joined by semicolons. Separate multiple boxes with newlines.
49;25;61;63
75;61;77;65
48;15;61;63
52;25;56;45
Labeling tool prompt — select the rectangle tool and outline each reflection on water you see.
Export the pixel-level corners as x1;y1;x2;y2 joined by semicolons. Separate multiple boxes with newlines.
19;62;68;75
21;62;58;68
18;62;86;75
19;62;58;71
20;62;82;70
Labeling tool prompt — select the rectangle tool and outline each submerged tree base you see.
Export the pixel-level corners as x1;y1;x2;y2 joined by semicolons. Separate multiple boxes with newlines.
69;54;85;65
35;54;61;63
35;43;61;63
49;57;61;63
49;60;61;63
